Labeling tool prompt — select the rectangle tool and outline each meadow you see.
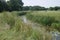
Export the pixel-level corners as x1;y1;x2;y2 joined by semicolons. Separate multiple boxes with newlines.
26;11;60;32
0;12;52;40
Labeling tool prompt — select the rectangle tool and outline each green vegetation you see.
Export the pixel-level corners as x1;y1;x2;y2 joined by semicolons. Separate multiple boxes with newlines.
26;11;60;32
0;0;60;12
0;12;52;40
0;0;23;12
0;0;60;40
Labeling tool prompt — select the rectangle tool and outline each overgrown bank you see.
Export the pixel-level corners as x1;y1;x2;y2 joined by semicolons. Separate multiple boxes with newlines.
0;12;52;40
26;11;60;32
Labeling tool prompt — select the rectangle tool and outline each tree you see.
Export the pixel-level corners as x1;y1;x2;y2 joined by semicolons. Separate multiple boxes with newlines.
10;0;24;11
49;6;60;11
0;0;6;12
54;6;60;11
0;0;9;12
6;1;12;12
23;6;30;11
0;1;3;12
29;6;47;11
49;7;54;10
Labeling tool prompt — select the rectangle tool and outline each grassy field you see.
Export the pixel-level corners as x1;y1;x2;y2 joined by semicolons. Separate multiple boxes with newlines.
0;12;52;40
26;11;60;32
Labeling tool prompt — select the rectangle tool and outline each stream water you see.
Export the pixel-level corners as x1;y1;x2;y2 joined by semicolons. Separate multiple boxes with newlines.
21;16;27;23
20;16;60;40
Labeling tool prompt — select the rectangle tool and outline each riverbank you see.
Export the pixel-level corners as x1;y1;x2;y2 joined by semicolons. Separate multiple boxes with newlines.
20;15;60;40
0;12;52;40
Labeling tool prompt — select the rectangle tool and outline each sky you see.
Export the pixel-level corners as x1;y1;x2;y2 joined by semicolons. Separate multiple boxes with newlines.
22;0;60;8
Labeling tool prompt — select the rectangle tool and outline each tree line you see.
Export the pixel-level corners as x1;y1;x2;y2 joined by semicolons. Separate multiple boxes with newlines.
0;0;60;12
0;0;23;12
23;6;60;11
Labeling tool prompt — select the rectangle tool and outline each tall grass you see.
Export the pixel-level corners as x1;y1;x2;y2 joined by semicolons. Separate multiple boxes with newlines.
26;11;60;32
0;12;52;40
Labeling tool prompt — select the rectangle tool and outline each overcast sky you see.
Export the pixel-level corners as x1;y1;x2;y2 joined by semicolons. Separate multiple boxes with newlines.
22;0;60;8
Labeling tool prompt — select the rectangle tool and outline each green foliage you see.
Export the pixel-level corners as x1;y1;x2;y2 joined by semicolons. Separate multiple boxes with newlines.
0;0;24;12
27;13;55;26
0;1;3;12
22;6;60;11
39;16;55;26
17;11;27;16
0;12;52;40
22;6;47;11
49;6;60;11
1;12;15;26
10;0;24;11
0;0;6;12
26;11;60;31
51;23;60;31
